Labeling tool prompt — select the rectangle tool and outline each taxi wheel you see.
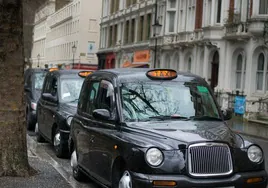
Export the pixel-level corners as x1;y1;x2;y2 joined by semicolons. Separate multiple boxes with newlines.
53;128;66;158
71;149;85;181
118;171;132;188
26;111;35;131
36;123;45;143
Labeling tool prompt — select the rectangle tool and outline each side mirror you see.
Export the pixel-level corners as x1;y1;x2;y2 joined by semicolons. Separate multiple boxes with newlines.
42;93;58;103
24;86;31;92
93;109;111;120
222;108;233;121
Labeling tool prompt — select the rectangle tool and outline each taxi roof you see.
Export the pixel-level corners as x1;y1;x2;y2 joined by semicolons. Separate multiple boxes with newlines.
96;68;205;83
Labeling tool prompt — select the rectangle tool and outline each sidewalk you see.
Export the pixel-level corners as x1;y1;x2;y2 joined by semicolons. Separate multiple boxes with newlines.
228;116;268;139
0;156;72;188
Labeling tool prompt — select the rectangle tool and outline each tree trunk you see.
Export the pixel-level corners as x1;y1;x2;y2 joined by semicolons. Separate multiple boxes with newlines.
0;0;32;177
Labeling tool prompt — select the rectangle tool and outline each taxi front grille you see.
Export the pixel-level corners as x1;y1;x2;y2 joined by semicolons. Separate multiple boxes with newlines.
188;143;233;177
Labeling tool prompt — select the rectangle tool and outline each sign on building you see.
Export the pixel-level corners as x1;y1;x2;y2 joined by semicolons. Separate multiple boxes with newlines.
234;96;246;115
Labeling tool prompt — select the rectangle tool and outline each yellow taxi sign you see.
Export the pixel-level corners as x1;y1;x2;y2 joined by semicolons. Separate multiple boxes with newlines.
78;71;93;78
49;68;59;72
146;69;177;80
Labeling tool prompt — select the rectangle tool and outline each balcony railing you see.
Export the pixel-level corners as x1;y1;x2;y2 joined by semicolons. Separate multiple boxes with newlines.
224;23;250;39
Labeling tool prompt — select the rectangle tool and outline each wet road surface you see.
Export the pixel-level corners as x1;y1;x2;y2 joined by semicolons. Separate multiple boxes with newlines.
27;131;100;188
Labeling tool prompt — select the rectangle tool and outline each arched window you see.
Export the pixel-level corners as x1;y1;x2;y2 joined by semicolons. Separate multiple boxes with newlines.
187;57;192;72
236;54;243;89
165;55;171;68
256;53;265;90
173;53;180;70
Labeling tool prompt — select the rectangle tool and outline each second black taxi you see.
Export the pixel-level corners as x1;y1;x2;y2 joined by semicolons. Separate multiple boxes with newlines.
69;68;267;188
36;69;93;158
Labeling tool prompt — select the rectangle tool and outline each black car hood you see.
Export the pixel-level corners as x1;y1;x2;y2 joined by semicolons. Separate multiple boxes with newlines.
59;102;77;116
124;120;244;150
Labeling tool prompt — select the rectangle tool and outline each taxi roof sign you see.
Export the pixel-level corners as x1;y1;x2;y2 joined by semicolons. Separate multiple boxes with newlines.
78;71;93;78
49;68;59;72
146;69;177;80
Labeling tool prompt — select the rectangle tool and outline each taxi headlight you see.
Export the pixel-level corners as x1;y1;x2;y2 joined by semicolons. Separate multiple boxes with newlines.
145;148;163;167
247;145;263;163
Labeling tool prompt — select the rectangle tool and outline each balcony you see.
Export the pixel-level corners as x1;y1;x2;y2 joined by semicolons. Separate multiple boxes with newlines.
223;23;251;41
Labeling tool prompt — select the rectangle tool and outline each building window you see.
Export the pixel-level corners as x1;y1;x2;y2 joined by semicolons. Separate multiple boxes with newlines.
186;0;195;31
114;24;118;46
216;0;222;23
167;0;177;33
168;12;175;32
147;14;152;40
139;16;144;41
256;53;265;91
259;0;268;14
165;55;171;68
187;57;192;72
235;54;246;90
131;19;135;43
109;26;113;47
124;20;130;44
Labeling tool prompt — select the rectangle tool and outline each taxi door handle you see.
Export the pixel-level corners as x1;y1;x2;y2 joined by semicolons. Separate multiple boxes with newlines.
90;136;95;143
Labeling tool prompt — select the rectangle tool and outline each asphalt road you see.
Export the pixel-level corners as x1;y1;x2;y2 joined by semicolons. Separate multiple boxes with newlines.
27;131;268;188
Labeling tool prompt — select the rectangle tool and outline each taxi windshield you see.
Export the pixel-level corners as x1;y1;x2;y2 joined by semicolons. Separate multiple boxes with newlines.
34;72;46;90
60;77;84;103
121;81;220;122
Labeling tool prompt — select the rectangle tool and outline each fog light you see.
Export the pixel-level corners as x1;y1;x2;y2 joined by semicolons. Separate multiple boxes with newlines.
246;177;263;184
153;180;176;186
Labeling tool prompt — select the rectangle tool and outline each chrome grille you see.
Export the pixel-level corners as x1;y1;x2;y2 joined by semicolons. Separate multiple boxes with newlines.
188;143;233;177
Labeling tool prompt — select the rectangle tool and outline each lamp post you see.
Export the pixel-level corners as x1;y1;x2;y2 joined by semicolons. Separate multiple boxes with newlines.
72;44;77;68
152;0;162;68
37;54;40;68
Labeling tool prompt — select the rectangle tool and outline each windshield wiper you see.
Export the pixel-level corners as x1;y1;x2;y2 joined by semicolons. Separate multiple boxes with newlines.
149;115;190;121
190;116;222;121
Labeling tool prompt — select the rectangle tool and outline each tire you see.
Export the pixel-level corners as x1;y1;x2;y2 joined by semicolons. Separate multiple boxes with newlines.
112;163;132;188
71;149;86;181
26;110;35;131
53;127;68;158
117;170;132;188
35;123;45;143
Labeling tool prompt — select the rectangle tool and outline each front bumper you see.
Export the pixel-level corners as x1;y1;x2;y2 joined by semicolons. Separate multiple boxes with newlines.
130;170;267;188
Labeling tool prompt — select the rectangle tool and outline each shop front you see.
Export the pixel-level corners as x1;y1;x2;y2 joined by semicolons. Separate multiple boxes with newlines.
105;53;116;69
121;50;150;68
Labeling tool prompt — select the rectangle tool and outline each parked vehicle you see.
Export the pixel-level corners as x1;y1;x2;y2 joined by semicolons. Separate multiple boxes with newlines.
36;69;92;158
69;68;267;188
24;68;47;130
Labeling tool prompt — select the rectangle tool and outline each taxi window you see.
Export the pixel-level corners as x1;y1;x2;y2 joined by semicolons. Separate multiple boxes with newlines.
121;81;219;122
84;81;100;115
96;80;115;113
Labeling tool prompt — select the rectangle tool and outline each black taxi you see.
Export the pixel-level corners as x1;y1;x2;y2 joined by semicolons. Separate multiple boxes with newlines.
36;69;93;158
68;68;267;188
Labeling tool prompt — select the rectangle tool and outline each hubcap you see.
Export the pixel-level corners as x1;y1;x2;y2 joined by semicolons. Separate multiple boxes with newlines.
35;123;39;134
119;171;132;188
71;150;78;174
53;132;61;147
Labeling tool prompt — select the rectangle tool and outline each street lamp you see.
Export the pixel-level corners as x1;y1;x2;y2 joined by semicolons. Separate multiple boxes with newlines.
72;44;77;68
37;54;40;68
152;1;162;68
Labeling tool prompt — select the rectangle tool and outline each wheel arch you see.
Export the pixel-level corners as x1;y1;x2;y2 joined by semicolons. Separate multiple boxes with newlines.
111;156;127;186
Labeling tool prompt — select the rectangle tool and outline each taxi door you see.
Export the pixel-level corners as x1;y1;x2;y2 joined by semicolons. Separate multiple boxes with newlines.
43;76;59;141
87;79;117;184
37;75;51;136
